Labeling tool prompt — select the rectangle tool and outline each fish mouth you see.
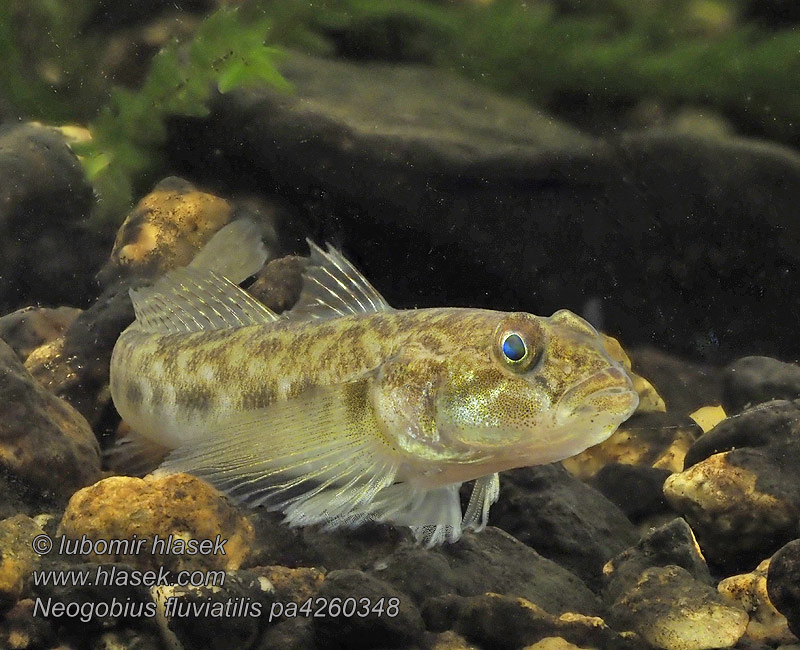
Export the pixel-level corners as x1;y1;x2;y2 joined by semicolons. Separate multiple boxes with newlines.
555;366;639;425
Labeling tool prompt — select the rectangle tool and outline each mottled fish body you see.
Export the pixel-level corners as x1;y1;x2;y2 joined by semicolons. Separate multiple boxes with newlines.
109;220;639;545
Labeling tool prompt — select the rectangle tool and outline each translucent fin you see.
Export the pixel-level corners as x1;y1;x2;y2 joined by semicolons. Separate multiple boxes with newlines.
130;267;278;334
155;383;399;529
188;218;268;284
104;430;171;477
462;473;500;533
362;482;464;548
128;218;276;335
289;240;392;320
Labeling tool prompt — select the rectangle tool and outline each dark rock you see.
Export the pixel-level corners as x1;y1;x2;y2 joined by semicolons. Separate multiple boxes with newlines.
0;306;82;362
602;518;711;606
743;0;800;27
608;566;748;650
312;569;424;650
684;399;800;468
257;617;316;650
592;463;672;522
24;278;138;430
664;441;800;569
0;338;100;504
767;538;800;638
723;356;800;413
422;592;644;650
247;255;307;314
0;598;57;649
169;51;800;362
375;527;600;616
247;512;600;616
0;514;47;608
163;570;275;650
626;346;725;415
0;122;100;312
488;465;638;591
91;628;166;650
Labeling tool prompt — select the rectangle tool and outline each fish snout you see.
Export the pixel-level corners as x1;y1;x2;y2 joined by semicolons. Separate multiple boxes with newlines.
555;365;639;425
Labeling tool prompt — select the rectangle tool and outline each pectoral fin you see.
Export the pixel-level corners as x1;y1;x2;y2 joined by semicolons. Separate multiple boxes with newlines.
155;382;399;527
462;473;500;532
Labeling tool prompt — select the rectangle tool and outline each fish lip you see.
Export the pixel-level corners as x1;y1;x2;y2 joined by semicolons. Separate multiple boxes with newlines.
555;366;638;423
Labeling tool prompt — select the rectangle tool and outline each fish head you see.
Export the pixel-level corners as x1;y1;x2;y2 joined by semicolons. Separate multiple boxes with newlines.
434;309;639;473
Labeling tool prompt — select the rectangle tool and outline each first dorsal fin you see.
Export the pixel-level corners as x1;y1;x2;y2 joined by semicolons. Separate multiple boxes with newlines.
289;240;392;320
129;219;278;335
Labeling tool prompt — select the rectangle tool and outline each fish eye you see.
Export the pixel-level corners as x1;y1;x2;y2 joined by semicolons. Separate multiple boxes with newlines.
493;315;545;373
502;333;527;362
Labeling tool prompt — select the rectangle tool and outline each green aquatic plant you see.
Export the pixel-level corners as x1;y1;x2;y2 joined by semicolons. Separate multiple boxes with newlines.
0;0;104;122
249;0;800;143
74;7;289;224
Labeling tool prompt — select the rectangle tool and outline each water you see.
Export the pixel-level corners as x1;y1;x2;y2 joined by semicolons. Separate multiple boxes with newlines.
1;1;799;649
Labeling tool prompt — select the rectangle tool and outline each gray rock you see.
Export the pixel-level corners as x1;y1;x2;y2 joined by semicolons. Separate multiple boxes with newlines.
257;617;316;650
488;465;638;591
168;51;800;361
723;356;800;413
0;306;82;362
0;122;99;313
163;570;275;650
312;569;424;650
422;592;643;650
247;255;308;314
664;441;800;570
0;338;100;505
248;512;600;617
767;538;800;638
602;518;712;606
375;527;600;616
592;463;673;522
684;399;800;469
608;566;748;650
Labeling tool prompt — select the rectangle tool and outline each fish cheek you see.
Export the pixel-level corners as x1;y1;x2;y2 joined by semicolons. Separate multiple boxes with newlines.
369;354;457;460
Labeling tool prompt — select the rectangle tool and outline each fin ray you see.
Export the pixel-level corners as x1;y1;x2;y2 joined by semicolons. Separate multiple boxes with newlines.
130;267;278;334
462;473;500;532
289;240;392;320
155;383;400;527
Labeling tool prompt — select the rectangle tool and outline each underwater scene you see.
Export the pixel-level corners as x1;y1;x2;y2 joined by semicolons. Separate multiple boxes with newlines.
1;0;800;649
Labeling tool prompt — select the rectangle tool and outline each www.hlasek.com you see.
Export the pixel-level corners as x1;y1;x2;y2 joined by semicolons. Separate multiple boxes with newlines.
31;533;235;621
30;534;401;622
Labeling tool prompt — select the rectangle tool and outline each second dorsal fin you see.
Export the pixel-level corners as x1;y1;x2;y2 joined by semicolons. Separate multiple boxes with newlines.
289;240;392;320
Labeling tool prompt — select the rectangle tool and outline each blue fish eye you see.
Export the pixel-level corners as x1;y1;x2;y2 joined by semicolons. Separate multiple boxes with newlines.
502;333;527;362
